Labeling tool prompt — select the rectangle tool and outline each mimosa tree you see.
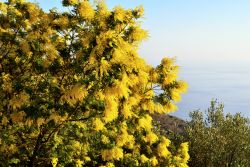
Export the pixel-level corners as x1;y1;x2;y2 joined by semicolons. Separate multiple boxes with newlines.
0;0;189;166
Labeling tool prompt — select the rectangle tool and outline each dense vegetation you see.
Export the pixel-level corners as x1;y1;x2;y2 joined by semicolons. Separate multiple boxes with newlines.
155;101;250;167
0;0;189;166
1;1;249;167
186;101;250;167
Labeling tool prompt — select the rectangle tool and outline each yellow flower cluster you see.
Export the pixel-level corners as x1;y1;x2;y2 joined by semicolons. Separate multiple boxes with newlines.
101;135;110;144
140;154;149;163
157;137;171;158
103;96;118;122
164;102;178;113
77;1;95;20
1;73;12;93
60;84;88;106
122;103;134;118
95;2;110;30
161;59;179;86
36;118;45;127
93;118;105;131
174;142;190;166
25;2;40;23
49;113;68;124
113;6;127;22
53;16;69;29
0;2;7;14
120;94;140;118
129;27;148;42
75;159;84;167
51;157;58;167
116;124;135;148
143;131;159;145
150;156;158;166
112;79;131;99
99;58;110;78
141;101;164;114
138;114;153;131
101;147;123;161
99;162;115;167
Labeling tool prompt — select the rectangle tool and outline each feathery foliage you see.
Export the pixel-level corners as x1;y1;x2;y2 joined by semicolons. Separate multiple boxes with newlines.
0;0;189;166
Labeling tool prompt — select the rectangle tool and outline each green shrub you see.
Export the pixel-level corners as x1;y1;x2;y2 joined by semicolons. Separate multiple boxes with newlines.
186;100;250;167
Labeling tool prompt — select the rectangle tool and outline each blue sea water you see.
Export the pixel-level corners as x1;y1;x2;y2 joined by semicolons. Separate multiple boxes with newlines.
172;62;250;120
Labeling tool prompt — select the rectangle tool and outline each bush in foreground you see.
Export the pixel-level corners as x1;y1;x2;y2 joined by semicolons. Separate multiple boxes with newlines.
186;101;250;167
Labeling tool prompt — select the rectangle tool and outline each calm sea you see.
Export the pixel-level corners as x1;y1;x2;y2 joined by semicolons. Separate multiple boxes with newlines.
172;62;250;120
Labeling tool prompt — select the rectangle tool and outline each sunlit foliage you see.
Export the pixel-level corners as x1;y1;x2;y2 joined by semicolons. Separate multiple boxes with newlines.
0;0;189;166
